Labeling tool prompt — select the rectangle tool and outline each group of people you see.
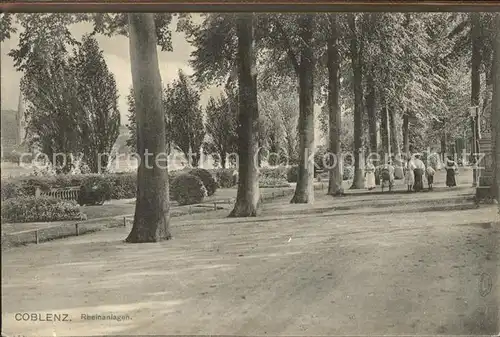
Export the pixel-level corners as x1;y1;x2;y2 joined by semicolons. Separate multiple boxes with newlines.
363;154;459;192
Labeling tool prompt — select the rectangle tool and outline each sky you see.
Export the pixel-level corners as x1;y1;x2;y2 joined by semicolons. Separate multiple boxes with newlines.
0;16;222;126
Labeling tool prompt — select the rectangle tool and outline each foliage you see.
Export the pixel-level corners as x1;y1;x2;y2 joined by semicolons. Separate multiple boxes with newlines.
0;13;17;42
10;20;120;174
188;168;218;196
70;34;120;173
286;166;299;183
204;88;238;168
0;173;134;201
343;165;354;180
259;177;290;188
259;167;288;181
167;69;205;166
211;168;237;188
170;173;207;205
110;173;137;199
1;196;85;223
257;83;300;165
1;181;27;201
77;175;113;206
181;13;239;88
19;41;81;173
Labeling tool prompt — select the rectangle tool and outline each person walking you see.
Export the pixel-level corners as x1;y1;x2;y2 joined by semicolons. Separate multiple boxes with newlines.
426;165;436;190
445;156;458;187
413;153;426;192
365;160;376;190
380;160;395;192
404;158;415;192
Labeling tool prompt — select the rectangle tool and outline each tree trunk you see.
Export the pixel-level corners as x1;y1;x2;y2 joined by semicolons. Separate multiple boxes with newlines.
441;131;447;161
220;150;227;169
403;111;410;159
366;71;378;159
126;13;171;243
380;101;390;164
229;13;260;217
291;14;315;203
471;12;482;186
389;105;403;178
326;14;343;196
491;13;500;204
348;14;365;189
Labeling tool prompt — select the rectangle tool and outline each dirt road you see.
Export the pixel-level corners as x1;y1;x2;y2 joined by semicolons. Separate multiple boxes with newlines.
2;184;499;336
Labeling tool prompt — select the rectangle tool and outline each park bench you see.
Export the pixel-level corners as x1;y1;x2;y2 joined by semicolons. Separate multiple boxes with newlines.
35;186;80;201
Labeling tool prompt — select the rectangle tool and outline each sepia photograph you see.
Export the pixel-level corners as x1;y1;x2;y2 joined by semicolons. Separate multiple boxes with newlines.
1;3;499;336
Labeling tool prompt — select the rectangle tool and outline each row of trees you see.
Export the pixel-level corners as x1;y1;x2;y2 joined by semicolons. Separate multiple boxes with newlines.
126;69;301;169
183;12;499;204
1;12;499;243
13;28;120;173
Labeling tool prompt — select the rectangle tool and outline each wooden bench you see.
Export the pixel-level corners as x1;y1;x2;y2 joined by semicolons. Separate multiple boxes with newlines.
35;186;80;201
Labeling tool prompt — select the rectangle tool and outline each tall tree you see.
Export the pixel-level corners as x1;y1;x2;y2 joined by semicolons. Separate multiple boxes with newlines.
260;14;319;203
362;14;378;161
326;14;343;196
471;12;482;186
291;14;316;203
71;35;120;173
125;13;171;243
348;13;365;189
20;43;81;173
258;82;300;166
258;90;285;166
492;14;500;205
167;69;205;166
229;13;260;217
204;89;238;168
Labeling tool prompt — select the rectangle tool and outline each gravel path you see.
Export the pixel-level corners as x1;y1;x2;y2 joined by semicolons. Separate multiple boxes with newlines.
2;179;498;336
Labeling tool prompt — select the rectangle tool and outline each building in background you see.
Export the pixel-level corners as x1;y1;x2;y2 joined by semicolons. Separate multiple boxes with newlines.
1;90;27;158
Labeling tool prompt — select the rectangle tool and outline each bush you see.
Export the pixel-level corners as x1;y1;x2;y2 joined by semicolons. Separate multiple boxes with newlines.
1;181;26;201
1;196;85;223
110;173;136;199
343;166;354;180
78;175;114;206
259;167;288;180
287;166;299;183
0;171;192;202
213;168;237;188
188;168;217;196
259;177;291;188
170;173;207;205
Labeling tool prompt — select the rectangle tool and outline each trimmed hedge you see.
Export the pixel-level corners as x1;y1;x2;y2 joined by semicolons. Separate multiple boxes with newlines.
259;167;288;181
212;168;237;188
110;173;137;199
170;173;207;205
189;168;218;196
259;177;291;188
1;196;85;223
287;166;299;183
78;176;114;206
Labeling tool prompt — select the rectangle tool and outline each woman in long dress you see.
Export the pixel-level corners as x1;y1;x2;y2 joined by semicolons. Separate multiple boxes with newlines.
365;161;376;190
404;159;415;192
445;156;457;187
